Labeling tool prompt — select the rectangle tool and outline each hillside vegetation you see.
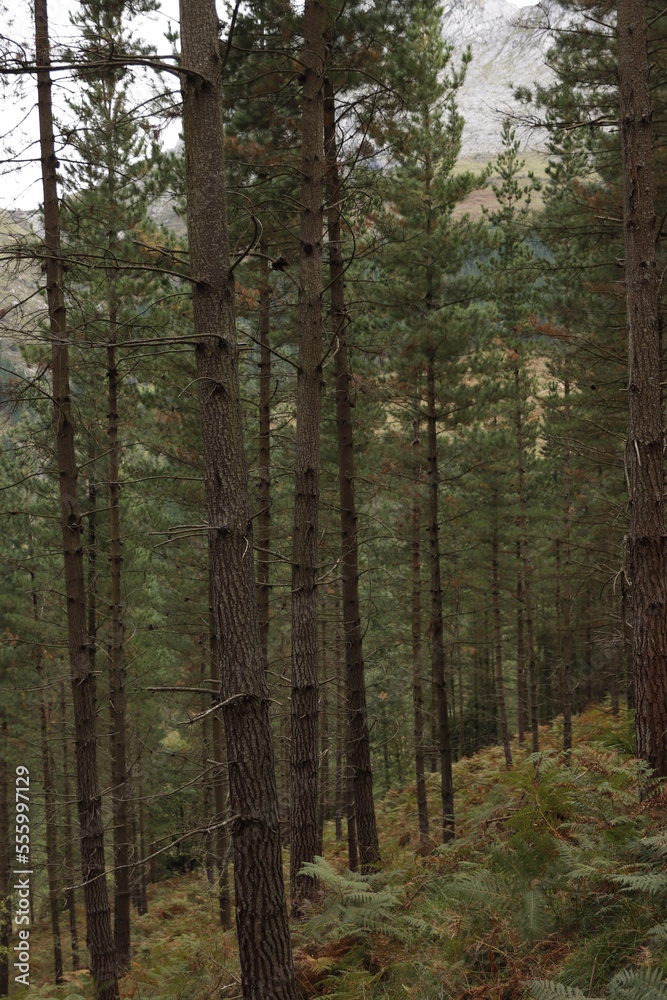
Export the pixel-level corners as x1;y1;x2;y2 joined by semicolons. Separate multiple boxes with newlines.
20;706;667;1000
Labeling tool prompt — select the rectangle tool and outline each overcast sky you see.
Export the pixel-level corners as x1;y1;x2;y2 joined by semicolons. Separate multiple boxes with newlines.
0;0;537;211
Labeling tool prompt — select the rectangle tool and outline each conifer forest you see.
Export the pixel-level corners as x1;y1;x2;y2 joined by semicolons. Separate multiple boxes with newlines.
0;0;666;996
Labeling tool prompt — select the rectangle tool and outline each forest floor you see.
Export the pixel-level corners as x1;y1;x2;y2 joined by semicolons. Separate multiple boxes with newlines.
24;705;667;999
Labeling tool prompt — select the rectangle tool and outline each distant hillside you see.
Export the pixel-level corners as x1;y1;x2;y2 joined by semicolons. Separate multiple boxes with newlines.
444;0;555;155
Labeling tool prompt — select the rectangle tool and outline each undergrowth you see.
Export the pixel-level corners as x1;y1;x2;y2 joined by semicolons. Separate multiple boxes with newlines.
20;705;667;999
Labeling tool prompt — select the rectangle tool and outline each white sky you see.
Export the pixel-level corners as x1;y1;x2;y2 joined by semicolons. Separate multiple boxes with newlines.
0;0;539;210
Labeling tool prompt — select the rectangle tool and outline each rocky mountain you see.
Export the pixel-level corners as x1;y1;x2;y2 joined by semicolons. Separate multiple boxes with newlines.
443;0;555;156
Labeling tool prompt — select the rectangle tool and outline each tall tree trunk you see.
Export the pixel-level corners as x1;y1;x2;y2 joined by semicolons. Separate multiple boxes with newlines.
455;614;465;759
324;72;380;870
562;378;573;755
514;354;539;753
411;414;430;852
108;329;131;972
34;3;118;995
427;352;454;842
491;499;512;770
60;681;80;970
257;242;271;670
0;714;9;999
617;0;667;776
290;0;325;904
178;1;297;993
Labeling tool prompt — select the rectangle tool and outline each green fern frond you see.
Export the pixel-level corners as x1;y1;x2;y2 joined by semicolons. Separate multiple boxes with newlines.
529;980;591;999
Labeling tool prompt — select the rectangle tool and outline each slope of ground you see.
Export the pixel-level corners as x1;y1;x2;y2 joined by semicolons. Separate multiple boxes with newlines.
19;705;667;1000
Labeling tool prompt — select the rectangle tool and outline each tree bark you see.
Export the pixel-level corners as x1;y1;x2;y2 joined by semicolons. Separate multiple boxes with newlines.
427;352;454;842
514;354;539;754
324;72;380;871
411;415;430;851
60;681;80;970
491;499;513;770
290;0;325;904
617;0;667;776
34;3;118;995
178;1;297;992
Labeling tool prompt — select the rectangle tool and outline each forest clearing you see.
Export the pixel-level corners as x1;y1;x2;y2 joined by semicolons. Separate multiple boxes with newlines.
0;0;665;997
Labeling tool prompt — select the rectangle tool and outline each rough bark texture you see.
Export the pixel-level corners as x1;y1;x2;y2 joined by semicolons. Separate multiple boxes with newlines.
427;353;455;842
290;0;325;904
491;503;512;770
257;242;271;670
34;3;118;995
411;415;430;851
60;682;80;970
617;0;667;776
324;73;380;870
178;2;297;990
108;331;131;972
514;355;539;754
0;715;9;999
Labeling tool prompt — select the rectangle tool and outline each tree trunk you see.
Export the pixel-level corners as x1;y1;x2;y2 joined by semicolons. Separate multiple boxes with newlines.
108;331;131;972
514;354;539;753
617;0;667;776
178;1;297;992
34;3;118;995
324;72;380;871
257;241;271;670
562;378;573;755
290;0;326;904
491;500;512;770
427;352;454;842
411;414;430;851
60;681;80;970
0;714;9;999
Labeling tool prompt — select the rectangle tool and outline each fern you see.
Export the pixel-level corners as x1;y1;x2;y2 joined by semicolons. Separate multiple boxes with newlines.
530;967;667;1000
